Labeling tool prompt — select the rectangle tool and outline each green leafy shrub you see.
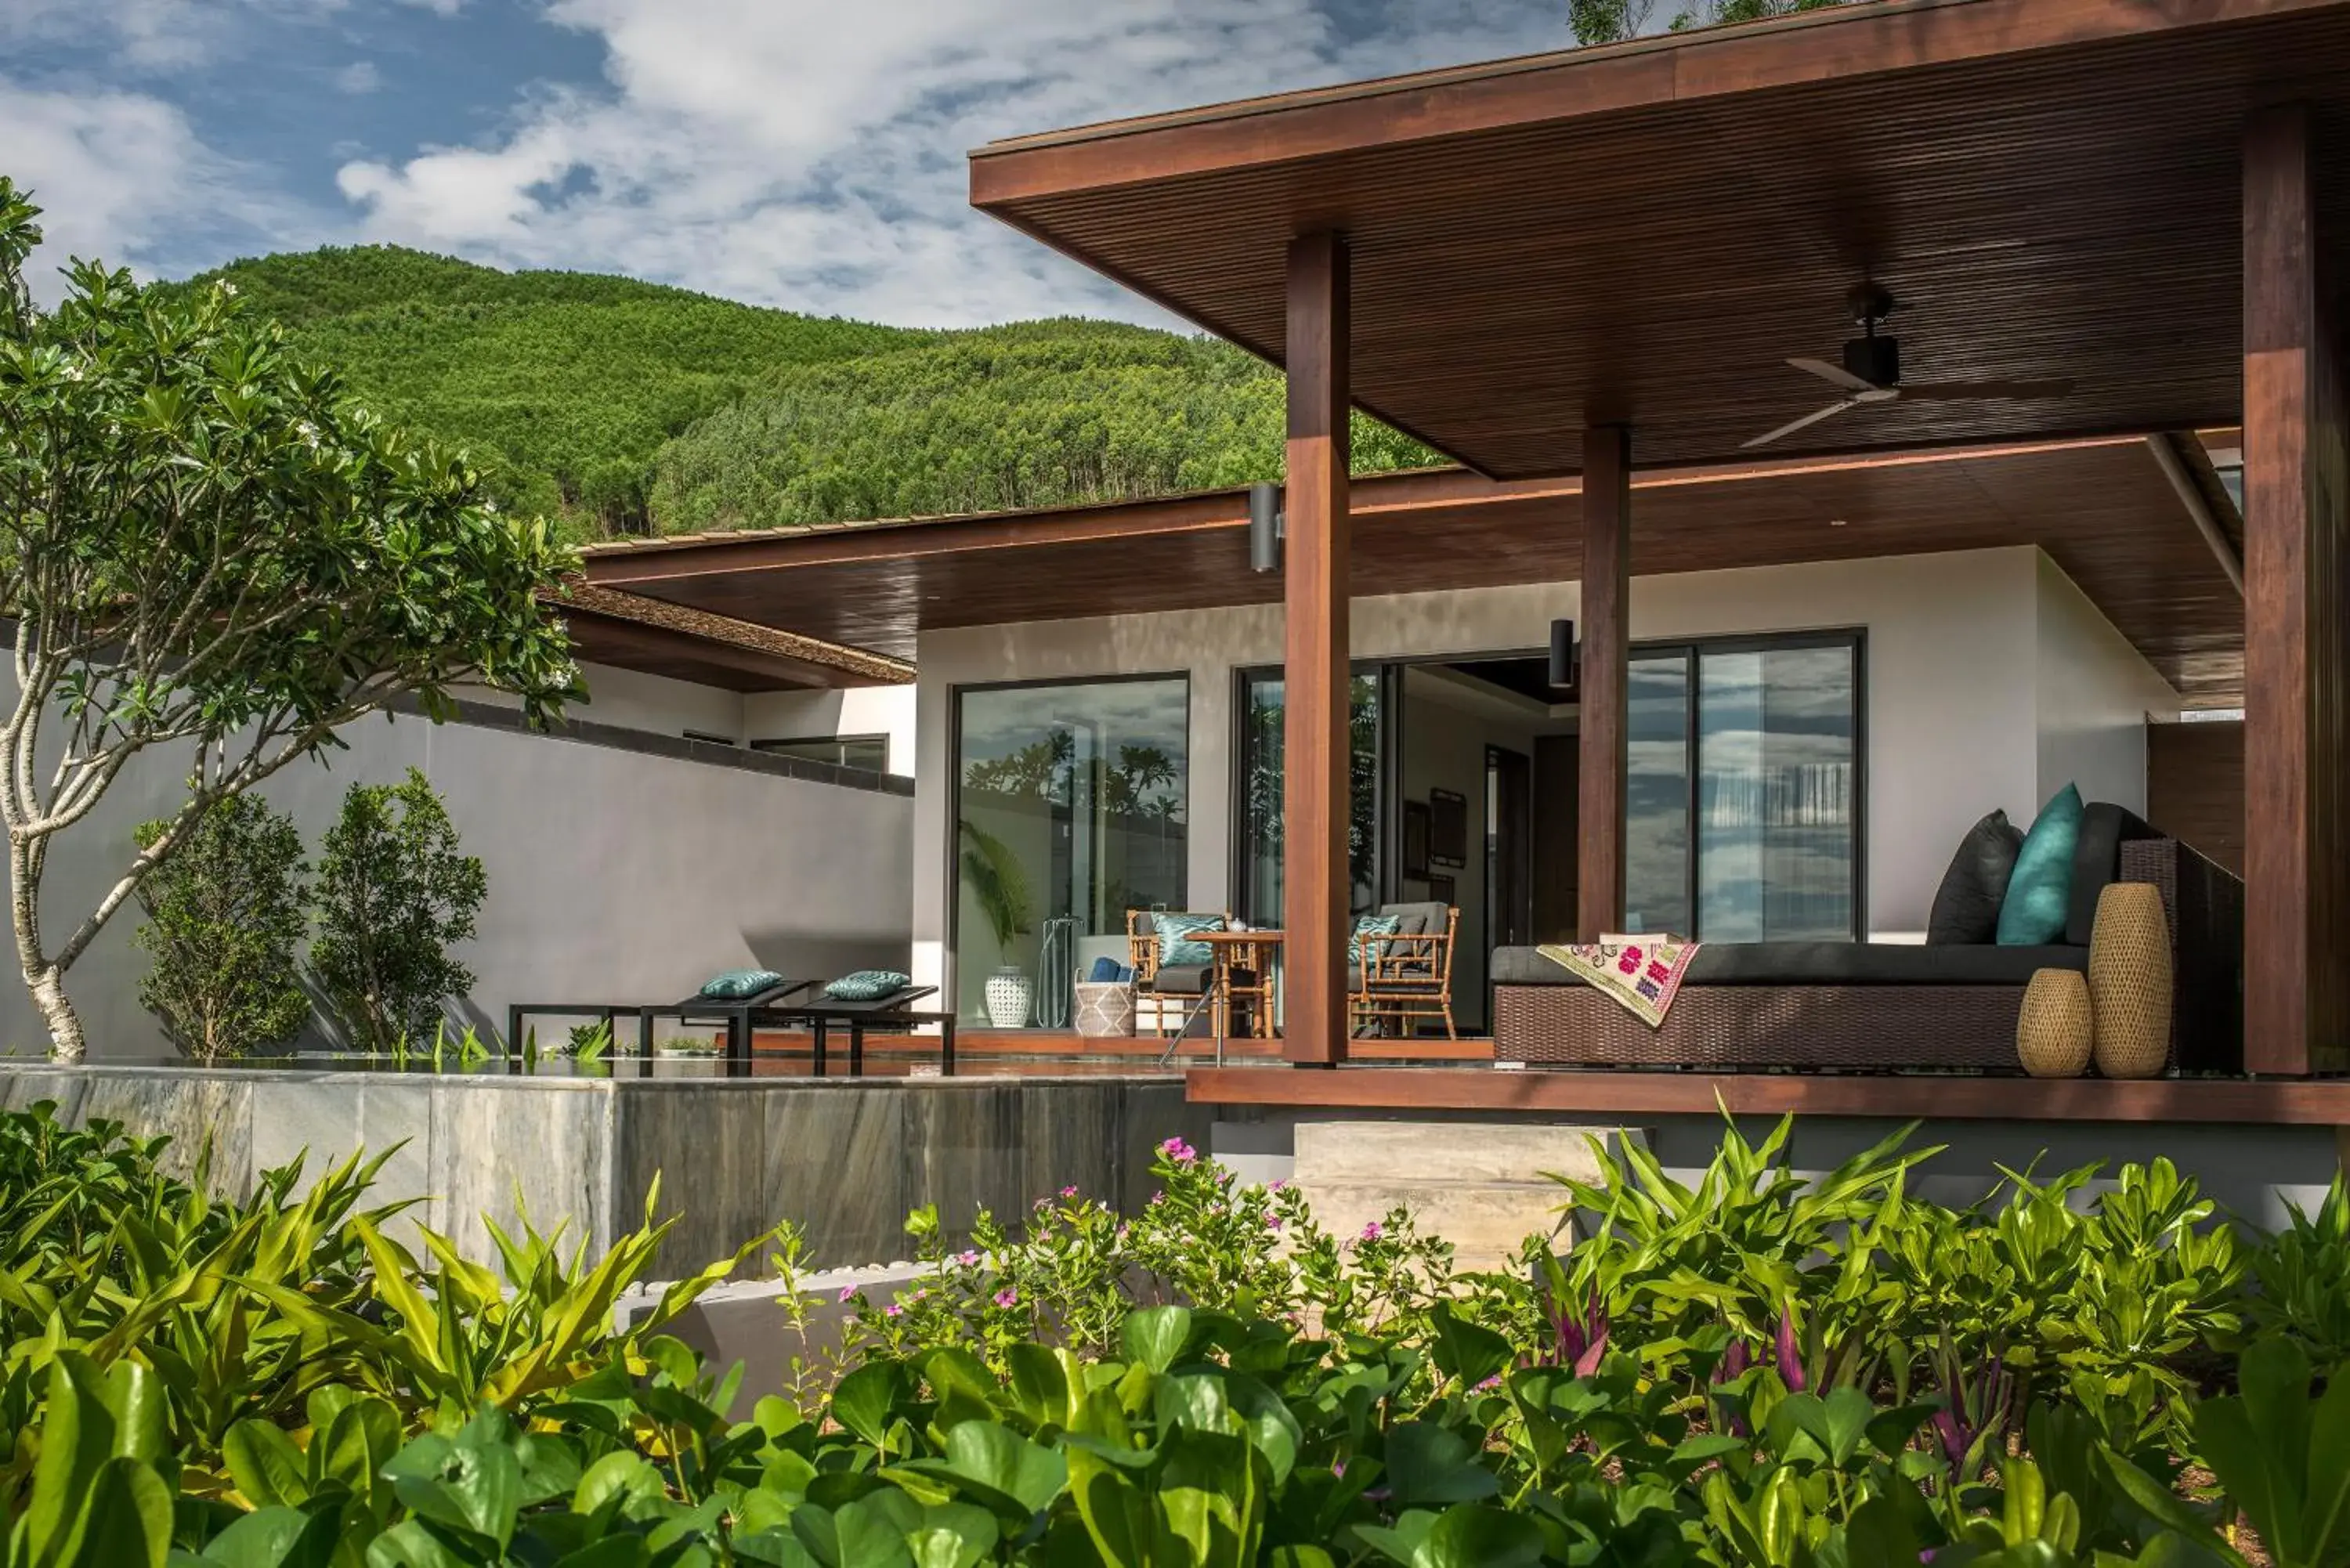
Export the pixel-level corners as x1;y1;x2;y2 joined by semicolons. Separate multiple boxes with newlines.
312;767;486;1054
129;793;312;1060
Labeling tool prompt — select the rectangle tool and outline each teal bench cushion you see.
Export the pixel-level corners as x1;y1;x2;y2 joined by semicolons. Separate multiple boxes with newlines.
699;968;784;1000
824;970;910;1002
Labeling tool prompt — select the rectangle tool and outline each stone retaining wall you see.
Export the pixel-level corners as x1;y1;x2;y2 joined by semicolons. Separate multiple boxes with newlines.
0;1064;1208;1276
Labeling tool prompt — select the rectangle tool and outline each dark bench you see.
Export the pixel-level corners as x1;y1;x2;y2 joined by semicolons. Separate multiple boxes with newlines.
1492;833;2242;1074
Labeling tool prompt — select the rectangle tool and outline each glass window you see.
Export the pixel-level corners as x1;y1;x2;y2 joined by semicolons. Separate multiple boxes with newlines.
750;735;890;773
1697;644;1858;941
1624;652;1693;933
1622;635;1861;941
953;678;1188;1023
1236;671;1382;926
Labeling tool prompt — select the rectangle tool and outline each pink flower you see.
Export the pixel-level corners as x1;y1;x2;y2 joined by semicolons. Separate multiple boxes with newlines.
1267;1216;1283;1232
1159;1137;1198;1164
1475;1375;1504;1391
994;1288;1018;1308
837;1286;856;1302
1269;1178;1289;1191
1060;1185;1079;1198
885;1302;903;1318
955;1250;981;1267
1359;1222;1383;1242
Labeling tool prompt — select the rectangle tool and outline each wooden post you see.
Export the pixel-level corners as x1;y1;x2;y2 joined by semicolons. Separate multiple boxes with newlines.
1578;426;1632;941
2243;104;2350;1075
1282;233;1350;1067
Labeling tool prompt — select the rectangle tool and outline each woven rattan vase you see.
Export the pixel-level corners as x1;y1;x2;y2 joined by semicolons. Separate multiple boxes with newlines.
2088;881;2172;1078
2016;967;2094;1078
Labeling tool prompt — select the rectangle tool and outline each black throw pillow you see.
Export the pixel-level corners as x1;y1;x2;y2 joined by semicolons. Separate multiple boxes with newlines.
1926;809;2025;945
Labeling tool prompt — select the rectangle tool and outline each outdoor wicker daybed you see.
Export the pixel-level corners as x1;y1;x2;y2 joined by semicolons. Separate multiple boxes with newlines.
1491;808;2243;1074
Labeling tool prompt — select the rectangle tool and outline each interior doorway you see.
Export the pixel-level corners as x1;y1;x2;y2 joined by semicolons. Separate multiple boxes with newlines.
1393;656;1578;1031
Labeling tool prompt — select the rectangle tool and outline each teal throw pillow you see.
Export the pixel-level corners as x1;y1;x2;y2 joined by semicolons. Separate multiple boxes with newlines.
1996;784;2085;945
824;969;910;1002
1155;912;1226;969
1349;914;1402;968
700;968;785;1000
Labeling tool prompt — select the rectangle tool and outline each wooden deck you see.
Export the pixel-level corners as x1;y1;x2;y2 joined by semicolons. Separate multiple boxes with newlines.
1181;1065;2350;1125
745;1028;1494;1063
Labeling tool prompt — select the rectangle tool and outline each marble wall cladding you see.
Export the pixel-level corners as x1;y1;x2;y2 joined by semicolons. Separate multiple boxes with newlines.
428;1080;620;1268
766;1087;906;1266
0;1066;1198;1275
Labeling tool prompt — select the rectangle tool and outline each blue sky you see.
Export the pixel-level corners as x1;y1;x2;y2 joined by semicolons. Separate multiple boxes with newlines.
3;0;1572;325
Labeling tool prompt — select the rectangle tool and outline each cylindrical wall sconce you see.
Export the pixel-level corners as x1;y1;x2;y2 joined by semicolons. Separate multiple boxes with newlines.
1249;482;1284;574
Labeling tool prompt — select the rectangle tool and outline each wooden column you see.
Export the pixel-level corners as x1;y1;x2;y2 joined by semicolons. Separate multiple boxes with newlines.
1282;233;1351;1066
2243;105;2350;1075
1578;426;1632;941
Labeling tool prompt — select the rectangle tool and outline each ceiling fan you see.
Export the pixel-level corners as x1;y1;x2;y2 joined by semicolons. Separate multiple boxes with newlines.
1742;284;2075;450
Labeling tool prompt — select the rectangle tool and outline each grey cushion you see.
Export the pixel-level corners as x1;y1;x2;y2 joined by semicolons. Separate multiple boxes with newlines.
1148;963;1213;995
2066;804;2162;946
1926;811;2023;946
1379;901;1449;938
1491;942;2088;988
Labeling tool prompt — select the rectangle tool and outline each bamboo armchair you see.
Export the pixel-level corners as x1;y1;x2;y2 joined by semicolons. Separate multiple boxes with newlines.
1126;909;1238;1038
1349;902;1459;1040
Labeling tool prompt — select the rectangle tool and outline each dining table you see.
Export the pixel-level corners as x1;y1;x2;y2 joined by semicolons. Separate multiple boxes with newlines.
1193;927;1284;1057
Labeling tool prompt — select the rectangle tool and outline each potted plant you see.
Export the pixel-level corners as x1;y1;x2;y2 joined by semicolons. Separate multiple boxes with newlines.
959;818;1036;1027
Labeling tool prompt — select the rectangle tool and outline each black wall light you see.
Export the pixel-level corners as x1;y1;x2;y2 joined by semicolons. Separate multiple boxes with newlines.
1249;482;1284;574
1548;617;1579;692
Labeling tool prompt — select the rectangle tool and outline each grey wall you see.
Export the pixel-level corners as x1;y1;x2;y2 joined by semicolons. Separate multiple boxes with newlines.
0;665;914;1058
0;1064;1210;1275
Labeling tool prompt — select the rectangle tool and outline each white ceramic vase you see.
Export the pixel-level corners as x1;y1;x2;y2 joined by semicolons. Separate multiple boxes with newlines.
984;966;1034;1028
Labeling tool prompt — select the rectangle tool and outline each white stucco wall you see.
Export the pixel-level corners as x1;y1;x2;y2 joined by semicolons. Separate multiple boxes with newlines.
913;545;2173;1004
2033;552;2180;814
743;686;918;776
465;659;751;742
0;673;914;1059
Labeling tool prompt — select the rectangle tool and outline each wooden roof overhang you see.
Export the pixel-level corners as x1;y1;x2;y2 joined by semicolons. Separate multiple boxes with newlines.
552;584;913;692
968;0;2350;477
583;435;2247;703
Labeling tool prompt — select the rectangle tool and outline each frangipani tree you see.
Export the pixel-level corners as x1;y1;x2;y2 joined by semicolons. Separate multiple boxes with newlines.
0;179;579;1059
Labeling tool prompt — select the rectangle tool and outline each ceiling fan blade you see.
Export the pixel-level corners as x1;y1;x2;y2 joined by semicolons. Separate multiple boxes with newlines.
1896;378;2076;402
1744;399;1856;450
1788;356;1879;394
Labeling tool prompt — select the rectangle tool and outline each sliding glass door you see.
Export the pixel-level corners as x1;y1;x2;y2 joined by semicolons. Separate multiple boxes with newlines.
1235;670;1383;927
953;677;1190;1023
1625;634;1862;941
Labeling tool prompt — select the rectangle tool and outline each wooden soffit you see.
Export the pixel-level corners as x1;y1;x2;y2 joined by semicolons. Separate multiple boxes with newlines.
581;436;2246;703
969;0;2350;477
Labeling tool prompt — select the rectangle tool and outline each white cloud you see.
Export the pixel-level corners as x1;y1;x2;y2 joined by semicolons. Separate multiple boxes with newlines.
0;0;352;73
336;60;383;93
0;84;331;302
336;0;1567;325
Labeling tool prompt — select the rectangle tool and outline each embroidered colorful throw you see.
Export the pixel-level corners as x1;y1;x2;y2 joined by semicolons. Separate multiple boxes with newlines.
1535;936;1701;1028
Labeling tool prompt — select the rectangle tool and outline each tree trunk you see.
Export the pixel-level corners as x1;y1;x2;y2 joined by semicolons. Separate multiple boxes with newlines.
9;830;83;1062
28;965;85;1063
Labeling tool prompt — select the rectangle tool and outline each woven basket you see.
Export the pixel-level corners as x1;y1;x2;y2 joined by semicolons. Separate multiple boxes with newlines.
2088;882;2173;1079
2016;967;2093;1078
1072;981;1135;1039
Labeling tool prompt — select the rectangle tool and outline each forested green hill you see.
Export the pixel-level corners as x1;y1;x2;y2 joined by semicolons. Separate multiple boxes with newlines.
172;245;1439;540
172;247;926;535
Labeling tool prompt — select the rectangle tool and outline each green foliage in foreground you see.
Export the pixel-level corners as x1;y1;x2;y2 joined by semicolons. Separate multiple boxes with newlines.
4;1103;2350;1566
168;247;1444;543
